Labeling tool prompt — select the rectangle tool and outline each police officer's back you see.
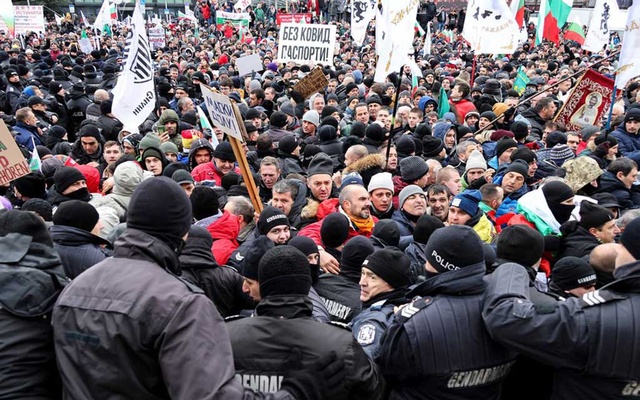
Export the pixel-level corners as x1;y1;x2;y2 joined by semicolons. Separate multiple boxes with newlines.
227;246;383;399
379;225;516;400
484;217;640;400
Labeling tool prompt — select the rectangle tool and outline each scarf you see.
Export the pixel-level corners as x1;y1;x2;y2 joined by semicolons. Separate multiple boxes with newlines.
349;214;375;236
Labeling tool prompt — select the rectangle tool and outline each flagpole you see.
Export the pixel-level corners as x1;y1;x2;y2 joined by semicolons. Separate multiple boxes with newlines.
384;64;406;169
605;86;617;131
474;49;621;136
470;54;477;87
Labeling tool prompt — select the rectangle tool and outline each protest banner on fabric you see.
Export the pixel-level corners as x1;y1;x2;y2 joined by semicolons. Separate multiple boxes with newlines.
461;0;519;54
293;67;329;99
148;27;166;50
14;6;44;35
616;0;640;90
237;53;263;76
0;121;30;186
234;0;251;11
0;1;14;38
276;13;313;24
215;11;250;29
351;0;377;46
200;83;243;141
374;0;419;82
554;69;615;131
583;0;619;53
277;23;336;65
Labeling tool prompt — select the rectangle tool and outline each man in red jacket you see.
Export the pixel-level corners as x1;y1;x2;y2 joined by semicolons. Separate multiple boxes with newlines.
449;81;478;124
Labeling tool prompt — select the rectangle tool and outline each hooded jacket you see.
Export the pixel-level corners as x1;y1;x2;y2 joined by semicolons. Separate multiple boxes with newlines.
558;221;600;260
50;225;113;279
187;138;214;170
65;86;92;134
207;210;241;266
0;233;69;399
52;228;288;399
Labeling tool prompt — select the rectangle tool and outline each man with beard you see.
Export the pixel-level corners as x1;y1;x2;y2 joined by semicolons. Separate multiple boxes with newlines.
71;124;105;168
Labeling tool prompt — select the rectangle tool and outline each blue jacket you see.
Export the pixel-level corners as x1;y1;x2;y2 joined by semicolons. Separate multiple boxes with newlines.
50;225;112;279
610;124;640;157
13;122;43;151
350;300;397;361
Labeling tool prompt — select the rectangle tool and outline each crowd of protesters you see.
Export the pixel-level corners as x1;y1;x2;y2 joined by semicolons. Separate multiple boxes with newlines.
1;0;640;398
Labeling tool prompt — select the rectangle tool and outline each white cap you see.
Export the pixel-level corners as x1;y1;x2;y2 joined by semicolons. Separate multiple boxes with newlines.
368;172;394;193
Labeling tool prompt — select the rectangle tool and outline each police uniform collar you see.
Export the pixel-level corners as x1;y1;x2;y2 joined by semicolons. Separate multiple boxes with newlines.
255;295;314;319
408;262;486;298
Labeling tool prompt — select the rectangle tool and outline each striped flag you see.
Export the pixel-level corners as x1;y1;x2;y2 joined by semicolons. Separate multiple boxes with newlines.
197;106;219;149
437;86;450;118
29;137;41;172
110;1;117;19
564;22;585;45
510;0;525;28
536;0;573;45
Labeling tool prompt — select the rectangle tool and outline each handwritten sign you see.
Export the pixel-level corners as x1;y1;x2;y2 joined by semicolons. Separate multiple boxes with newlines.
200;83;243;140
293;67;329;99
0;120;30;185
14;6;45;35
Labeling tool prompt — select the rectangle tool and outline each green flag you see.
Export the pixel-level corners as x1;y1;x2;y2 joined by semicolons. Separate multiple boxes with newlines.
438;86;450;119
513;66;530;95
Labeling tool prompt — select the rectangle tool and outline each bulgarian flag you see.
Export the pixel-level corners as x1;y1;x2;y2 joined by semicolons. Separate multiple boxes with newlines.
411;73;419;96
437;86;450;119
29;138;41;172
564;22;585;45
415;22;425;37
510;0;525;29
536;0;573;45
110;1;117;20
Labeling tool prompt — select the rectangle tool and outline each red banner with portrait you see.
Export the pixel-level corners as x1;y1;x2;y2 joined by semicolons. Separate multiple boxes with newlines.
554;69;615;132
276;13;313;24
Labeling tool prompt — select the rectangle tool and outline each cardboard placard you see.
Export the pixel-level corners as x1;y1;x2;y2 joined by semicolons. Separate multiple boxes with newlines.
277;23;336;65
14;5;45;35
148;27;166;50
0;120;30;186
237;53;264;77
200;83;243;140
293;67;329;99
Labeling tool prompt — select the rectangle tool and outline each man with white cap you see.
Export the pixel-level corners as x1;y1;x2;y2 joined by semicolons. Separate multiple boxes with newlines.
368;172;395;219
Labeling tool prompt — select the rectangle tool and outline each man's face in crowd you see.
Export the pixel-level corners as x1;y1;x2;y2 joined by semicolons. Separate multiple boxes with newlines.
478;117;491;130
501;171;525;194
264;87;276;101
104;144;121;164
370;188;392;212
260;165;280;189
466;168;485;184
377;110;390;130
272;191;294;216
359;267;393;302
181;98;195;112
327;81;337;93
368;102;381;118
442;172;462;196
540;102;558;120
355;106;369;124
242;277;261;301
193;148;210;165
428;191;450;221
345;186;371;219
164;152;178;163
170;68;179;80
448;206;472;225
81;136;100;155
444;129;456;149
165;121;178;135
313;96;325;112
408;112;421;129
592;219;620;245
450;85;463;100
567;134;580;153
215;157;235;175
617;166;638;189
62;179;87;195
302;120;316;135
308;174;332;201
465;115;479;127
626;120;640;135
175;88;188;99
249;93;261;107
403;193;427;217
266;224;290;244
145;156;163;176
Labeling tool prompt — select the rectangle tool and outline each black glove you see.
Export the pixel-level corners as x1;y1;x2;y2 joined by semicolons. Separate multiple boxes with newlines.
280;350;346;400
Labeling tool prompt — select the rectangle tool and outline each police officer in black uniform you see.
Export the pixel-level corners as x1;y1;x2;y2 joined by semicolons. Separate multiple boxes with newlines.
379;225;516;399
227;245;383;400
350;247;412;361
483;217;640;400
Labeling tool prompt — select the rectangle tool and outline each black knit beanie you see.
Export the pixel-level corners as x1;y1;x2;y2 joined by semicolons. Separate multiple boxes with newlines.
0;209;53;246
258;206;290;235
53;200;100;232
14;172;46;199
127;177;192;252
363;247;412;288
53;166;85;194
371;219;400;247
413;214;445;244
340;236;375;274
242;236;274;280
321;213;350;248
259;246;312;298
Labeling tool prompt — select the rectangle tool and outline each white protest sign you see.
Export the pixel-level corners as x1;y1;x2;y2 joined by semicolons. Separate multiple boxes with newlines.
237;53;264;77
200;83;242;140
148;27;166;50
277;23;336;65
14;6;45;35
234;0;251;11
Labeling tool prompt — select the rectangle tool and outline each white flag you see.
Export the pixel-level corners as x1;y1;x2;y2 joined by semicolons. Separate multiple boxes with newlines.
462;0;519;54
583;0;619;53
112;0;156;130
374;0;419;82
616;0;640;89
93;0;111;31
423;22;431;56
351;0;377;46
374;2;389;55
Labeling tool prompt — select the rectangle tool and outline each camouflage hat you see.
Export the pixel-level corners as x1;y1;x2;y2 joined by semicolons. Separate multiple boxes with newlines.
562;157;603;193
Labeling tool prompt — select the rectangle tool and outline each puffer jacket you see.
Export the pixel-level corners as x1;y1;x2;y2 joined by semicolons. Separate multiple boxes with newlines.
0;233;69;399
597;171;640;210
207;210;241;266
609;124;640;157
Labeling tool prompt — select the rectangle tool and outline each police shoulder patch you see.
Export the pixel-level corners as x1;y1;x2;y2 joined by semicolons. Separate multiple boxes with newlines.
578;289;625;308
396;296;433;323
356;323;376;346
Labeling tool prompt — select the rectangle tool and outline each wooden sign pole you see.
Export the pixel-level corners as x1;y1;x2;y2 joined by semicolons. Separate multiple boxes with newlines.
230;103;263;214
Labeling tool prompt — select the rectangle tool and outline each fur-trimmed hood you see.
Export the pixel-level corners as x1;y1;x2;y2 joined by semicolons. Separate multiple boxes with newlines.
343;153;385;175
